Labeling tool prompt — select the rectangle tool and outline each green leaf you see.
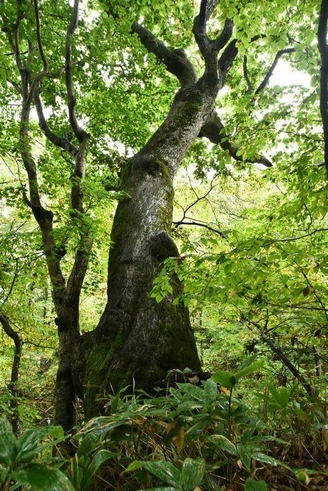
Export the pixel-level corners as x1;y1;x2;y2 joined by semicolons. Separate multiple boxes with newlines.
11;463;76;491
233;358;264;381
267;383;294;409
244;477;268;491
208;435;237;455
0;419;17;466
253;453;280;467
179;458;205;491
203;378;219;406
211;370;236;388
126;460;181;487
80;449;116;489
16;426;66;463
141;488;176;491
236;444;253;471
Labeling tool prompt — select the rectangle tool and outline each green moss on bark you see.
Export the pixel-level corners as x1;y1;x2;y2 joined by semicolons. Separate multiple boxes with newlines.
83;333;122;417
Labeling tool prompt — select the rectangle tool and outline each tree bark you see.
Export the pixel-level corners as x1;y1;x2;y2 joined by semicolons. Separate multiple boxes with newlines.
82;0;236;416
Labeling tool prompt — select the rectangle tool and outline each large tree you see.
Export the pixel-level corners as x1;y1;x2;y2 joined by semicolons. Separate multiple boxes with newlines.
0;0;322;429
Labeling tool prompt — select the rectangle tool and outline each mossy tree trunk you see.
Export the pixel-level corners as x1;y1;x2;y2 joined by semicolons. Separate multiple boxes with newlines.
82;2;238;417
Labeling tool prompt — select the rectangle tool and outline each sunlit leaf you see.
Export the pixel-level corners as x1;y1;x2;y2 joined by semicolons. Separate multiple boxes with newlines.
211;370;236;388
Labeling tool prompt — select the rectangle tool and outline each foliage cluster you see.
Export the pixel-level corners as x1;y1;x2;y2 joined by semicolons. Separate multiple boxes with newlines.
0;0;328;488
1;358;327;490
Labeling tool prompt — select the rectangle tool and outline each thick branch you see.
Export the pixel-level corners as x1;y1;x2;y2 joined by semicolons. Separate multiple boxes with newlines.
193;1;233;80
131;22;197;86
0;312;22;386
199;0;220;25
243;56;253;93
71;135;89;213
218;39;238;75
199;113;272;167
213;19;234;52
133;8;268;168
318;0;328;176
66;237;93;305
65;0;85;142
34;91;78;157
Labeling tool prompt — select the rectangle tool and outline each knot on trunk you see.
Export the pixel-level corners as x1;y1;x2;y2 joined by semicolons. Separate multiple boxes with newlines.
150;231;179;262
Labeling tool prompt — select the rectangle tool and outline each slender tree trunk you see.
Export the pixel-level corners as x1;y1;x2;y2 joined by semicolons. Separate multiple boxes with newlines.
0;312;23;435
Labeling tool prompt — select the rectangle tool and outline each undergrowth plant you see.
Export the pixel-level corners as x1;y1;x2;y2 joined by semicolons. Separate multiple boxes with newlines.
71;358;283;490
1;357;327;490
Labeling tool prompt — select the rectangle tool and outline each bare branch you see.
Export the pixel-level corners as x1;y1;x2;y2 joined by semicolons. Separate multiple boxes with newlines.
262;228;328;246
255;47;295;95
33;0;48;71
173;219;227;238
246;317;315;398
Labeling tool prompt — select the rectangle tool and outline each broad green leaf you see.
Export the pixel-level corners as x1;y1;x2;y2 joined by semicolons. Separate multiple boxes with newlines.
203;378;219;406
80;449;116;489
244;477;268;491
16;426;65;463
252;453;280;466
126;460;180;487
179;458;205;491
295;470;311;485
233;358;264;381
11;463;76;491
267;383;294;409
236;444;253;471
211;370;236;388
208;435;237;455
0;419;17;466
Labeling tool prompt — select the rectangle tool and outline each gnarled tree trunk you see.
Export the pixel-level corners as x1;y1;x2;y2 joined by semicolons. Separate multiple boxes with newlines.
82;2;238;416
